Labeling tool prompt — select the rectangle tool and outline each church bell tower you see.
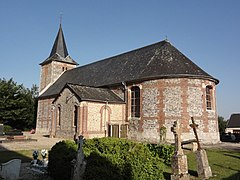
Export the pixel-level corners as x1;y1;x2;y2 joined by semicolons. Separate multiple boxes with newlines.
39;24;78;94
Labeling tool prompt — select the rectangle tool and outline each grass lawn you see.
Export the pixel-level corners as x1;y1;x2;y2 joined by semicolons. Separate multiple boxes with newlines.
0;148;239;179
188;149;240;179
0;150;33;163
165;149;240;179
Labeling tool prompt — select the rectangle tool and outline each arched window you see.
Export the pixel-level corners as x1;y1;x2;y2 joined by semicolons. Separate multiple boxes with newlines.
73;105;78;127
206;86;213;110
57;106;61;126
73;105;78;134
131;86;140;117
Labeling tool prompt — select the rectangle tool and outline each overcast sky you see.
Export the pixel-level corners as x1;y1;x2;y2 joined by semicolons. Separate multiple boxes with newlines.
0;0;239;120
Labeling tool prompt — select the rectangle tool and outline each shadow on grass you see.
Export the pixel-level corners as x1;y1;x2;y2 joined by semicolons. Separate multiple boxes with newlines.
213;163;240;179
163;172;171;179
222;172;240;180
0;145;32;163
188;169;198;177
224;153;240;159
163;170;198;179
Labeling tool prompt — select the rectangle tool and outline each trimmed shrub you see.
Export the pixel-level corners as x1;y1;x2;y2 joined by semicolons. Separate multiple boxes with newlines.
147;144;174;165
48;140;77;180
3;125;12;132
83;138;165;180
48;138;169;180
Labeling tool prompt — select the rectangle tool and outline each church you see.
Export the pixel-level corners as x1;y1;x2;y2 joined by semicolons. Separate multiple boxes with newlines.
36;24;220;144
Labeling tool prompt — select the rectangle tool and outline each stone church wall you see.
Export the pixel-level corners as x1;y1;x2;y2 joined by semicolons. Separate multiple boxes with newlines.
40;61;76;92
128;78;220;144
86;102;125;139
46;87;125;139
36;98;54;135
52;88;80;138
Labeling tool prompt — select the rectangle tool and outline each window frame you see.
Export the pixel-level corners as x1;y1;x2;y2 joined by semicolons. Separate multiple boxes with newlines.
206;85;213;110
131;86;140;118
73;105;78;127
57;106;61;126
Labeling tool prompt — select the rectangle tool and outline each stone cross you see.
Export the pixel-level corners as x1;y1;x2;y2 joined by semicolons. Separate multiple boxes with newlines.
77;135;84;163
171;121;183;155
189;117;212;179
189;117;201;150
72;135;86;180
170;120;190;180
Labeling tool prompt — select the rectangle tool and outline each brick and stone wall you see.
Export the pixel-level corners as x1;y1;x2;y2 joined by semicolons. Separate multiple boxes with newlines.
48;87;125;139
40;61;76;92
127;78;219;144
36;98;54;134
37;76;219;144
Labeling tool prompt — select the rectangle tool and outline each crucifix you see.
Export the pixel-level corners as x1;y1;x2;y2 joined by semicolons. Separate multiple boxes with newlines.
190;117;201;150
170;120;190;180
189;117;212;179
171;120;183;155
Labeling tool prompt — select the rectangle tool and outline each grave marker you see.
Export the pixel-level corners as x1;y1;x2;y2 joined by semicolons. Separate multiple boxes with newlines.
190;117;212;179
0;124;3;136
72;135;86;180
171;121;190;180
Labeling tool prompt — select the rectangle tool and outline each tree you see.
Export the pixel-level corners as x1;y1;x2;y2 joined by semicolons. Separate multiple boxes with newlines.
0;78;38;130
218;116;227;135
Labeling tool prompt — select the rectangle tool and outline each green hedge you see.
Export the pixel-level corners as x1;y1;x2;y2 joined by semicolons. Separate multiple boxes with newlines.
83;138;165;179
147;143;174;165
48;138;173;180
48;140;77;180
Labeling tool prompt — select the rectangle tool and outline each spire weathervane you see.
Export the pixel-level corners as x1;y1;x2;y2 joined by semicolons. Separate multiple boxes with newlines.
60;12;63;25
165;35;169;42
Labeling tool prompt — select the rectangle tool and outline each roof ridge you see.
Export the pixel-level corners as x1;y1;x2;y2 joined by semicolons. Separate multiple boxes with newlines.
72;40;168;69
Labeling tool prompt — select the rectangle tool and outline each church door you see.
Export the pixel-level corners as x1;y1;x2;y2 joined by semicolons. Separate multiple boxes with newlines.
108;124;119;138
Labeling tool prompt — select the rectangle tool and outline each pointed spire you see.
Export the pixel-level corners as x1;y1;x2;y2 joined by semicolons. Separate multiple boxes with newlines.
49;24;69;58
40;24;78;66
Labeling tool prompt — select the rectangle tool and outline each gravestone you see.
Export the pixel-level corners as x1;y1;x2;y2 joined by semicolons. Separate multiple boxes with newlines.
0;159;21;180
171;121;190;180
72;135;86;180
0;124;3;136
190;117;212;179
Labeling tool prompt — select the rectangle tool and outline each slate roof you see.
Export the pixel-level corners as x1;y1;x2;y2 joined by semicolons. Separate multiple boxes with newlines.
56;84;124;103
39;40;219;99
227;114;240;128
40;24;78;66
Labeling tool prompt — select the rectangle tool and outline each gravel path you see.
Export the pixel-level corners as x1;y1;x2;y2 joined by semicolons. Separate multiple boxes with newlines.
0;132;64;151
0;132;64;180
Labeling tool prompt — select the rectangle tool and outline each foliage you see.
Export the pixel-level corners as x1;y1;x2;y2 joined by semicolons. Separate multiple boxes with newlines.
3;125;12;132
147;144;174;165
48;138;165;180
218;116;227;135
0;78;38;130
83;138;165;180
48;140;77;180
